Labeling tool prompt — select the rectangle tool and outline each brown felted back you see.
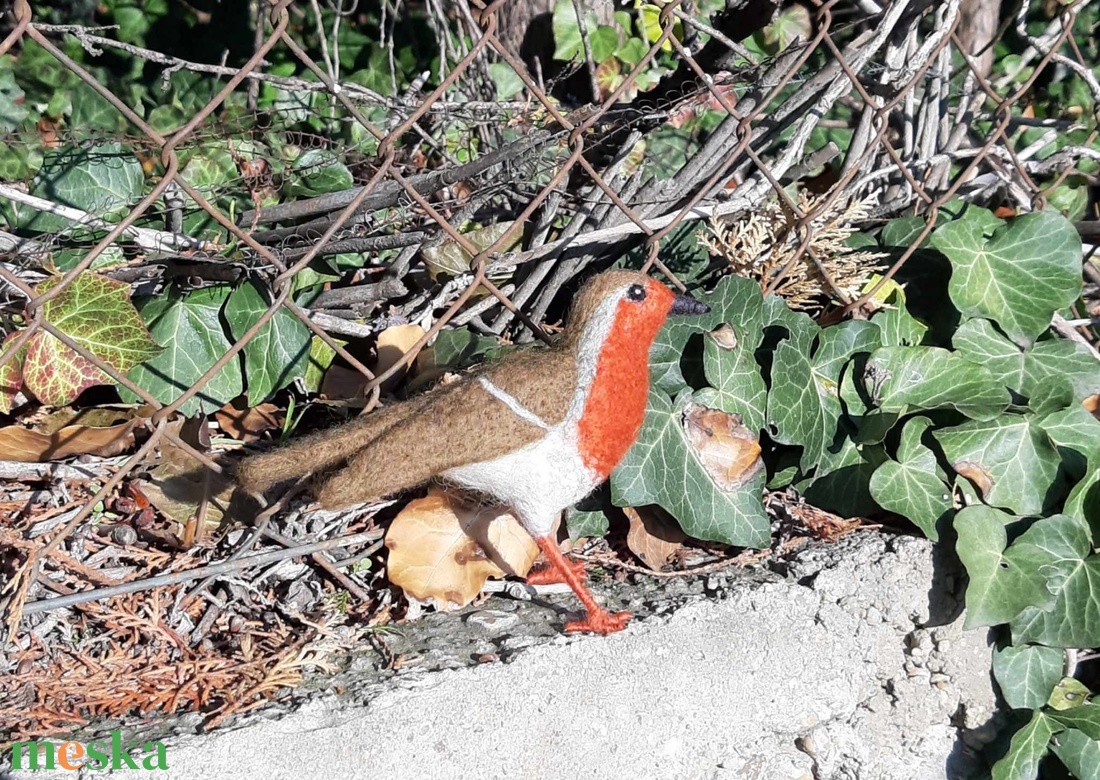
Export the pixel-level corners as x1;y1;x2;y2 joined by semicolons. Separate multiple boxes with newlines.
236;397;427;492
315;356;570;506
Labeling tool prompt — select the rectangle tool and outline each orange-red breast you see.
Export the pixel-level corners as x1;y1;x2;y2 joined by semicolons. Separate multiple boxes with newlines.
238;270;710;634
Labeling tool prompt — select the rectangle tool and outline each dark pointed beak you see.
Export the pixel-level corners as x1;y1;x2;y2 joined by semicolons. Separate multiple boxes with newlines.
669;293;710;316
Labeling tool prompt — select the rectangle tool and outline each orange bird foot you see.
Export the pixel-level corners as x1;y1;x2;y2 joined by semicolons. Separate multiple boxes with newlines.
525;559;587;585
564;608;632;635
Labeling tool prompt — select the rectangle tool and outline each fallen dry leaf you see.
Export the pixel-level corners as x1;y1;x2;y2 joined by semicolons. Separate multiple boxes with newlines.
624;506;685;571
31;405;145;434
954;460;995;500
138;418;234;543
215;399;282;442
789;502;862;541
708;323;739;350
373;324;427;392
385;489;538;610
682;402;763;490
0;418;141;462
320;365;370;400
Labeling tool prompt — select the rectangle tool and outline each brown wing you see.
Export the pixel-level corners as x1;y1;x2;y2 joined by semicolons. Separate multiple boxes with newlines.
315;348;577;508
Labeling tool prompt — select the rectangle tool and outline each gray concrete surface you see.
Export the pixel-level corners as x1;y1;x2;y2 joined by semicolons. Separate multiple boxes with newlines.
23;533;1001;780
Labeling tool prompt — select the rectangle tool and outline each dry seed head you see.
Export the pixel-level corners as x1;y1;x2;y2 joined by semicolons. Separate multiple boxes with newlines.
699;191;885;310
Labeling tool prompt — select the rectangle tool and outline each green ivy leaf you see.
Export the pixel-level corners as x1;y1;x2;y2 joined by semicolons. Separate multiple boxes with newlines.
615;37;648;66
690;277;770;430
800;436;885;518
1040;405;1100;478
767;320;880;470
1011;515;1100;647
649;275;764;395
870;301;927;348
955;507;1079;629
590;25;621;62
869;417;952;540
14;143;143;234
763;294;817;352
286;149;354;197
69;82;125;132
1049;676;1093;711
767;339;828;468
21;274;160;407
566;505;610;540
124;286;243;417
991;710;1058;780
488;62;525;100
181;144;238;190
934;416;1061;516
0;67;28;133
612;388;770;547
879;216;927;248
862;346;1010;421
224;283;310;406
931;209;1082;347
304;335;340;393
992;644;1065;710
1048;705;1100;741
696;329;767;432
552;0;589;61
1051;729;1100;780
954;318;1100;401
763;4;811;51
429;329;508;369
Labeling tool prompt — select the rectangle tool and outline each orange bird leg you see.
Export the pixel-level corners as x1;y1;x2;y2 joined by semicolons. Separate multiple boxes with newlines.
526;556;586;585
533;536;631;635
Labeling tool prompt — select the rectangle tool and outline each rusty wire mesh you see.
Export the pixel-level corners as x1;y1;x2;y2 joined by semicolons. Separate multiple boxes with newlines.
0;0;1098;735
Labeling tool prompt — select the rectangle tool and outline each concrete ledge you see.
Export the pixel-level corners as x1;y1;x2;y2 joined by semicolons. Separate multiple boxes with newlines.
30;533;1000;780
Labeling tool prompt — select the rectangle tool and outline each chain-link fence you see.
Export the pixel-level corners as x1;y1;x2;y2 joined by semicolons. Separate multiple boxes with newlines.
1;0;1098;738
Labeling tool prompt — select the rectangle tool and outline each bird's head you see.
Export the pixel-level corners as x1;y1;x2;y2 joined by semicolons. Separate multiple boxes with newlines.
561;270;710;354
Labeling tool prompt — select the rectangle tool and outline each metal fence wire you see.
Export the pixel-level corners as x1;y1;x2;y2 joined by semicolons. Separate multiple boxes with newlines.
0;0;1097;636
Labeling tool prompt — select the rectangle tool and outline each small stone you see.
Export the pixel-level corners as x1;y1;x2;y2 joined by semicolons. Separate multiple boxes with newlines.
110;525;137;546
930;673;951;687
476;653;499;664
466;610;519;633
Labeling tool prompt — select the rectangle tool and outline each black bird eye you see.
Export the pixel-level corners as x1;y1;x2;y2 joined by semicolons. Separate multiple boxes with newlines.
627;284;647;302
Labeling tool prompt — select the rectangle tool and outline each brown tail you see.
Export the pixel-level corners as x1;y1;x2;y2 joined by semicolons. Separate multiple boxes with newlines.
236;403;416;493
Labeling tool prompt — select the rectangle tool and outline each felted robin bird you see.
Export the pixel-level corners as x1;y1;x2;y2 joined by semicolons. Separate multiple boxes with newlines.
237;270;710;634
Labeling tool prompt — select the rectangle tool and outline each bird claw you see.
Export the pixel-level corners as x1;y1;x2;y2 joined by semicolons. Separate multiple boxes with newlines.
525;559;587;586
564;609;632;635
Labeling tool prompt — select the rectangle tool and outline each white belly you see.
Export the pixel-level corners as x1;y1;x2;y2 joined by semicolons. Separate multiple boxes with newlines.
442;426;600;537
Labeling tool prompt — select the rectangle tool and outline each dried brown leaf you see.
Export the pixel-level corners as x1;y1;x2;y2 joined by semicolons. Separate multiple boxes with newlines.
139;419;234;539
320;365;369;400
0;418;140;462
624;506;685;571
385;489;538;610
683;402;764;491
215;399;282;442
954;460;995;499
373;324;427;391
